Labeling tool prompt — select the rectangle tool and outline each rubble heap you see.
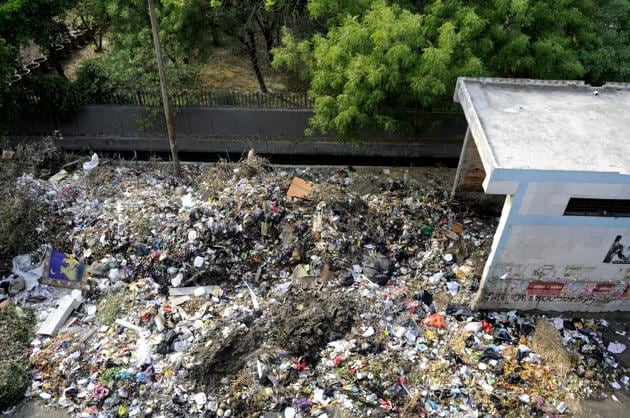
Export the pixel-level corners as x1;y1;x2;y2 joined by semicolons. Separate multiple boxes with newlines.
2;155;628;417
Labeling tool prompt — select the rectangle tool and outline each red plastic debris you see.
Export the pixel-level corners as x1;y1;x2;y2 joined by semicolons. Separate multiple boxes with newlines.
481;319;493;334
272;201;281;214
139;312;152;321
421;313;447;329
294;358;309;372
333;353;345;367
379;399;393;410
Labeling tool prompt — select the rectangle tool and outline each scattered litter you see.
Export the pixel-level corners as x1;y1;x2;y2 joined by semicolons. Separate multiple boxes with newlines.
1;149;15;160
11;254;45;292
607;342;627;354
49;169;68;183
0;158;625;417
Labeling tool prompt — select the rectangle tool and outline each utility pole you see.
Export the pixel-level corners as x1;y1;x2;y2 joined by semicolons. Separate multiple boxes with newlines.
147;0;180;176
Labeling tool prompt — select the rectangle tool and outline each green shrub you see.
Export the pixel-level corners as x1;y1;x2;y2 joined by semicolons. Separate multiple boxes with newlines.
0;187;44;274
0;305;35;410
74;59;114;103
27;76;83;124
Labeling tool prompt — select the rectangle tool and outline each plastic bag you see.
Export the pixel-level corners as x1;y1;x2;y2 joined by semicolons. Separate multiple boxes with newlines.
83;153;99;171
12;254;44;292
135;336;153;366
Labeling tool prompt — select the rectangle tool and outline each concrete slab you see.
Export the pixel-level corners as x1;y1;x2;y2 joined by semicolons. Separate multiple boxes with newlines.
454;78;630;175
36;296;80;336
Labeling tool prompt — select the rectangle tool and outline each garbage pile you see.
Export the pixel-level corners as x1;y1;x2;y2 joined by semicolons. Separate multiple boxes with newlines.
1;154;629;417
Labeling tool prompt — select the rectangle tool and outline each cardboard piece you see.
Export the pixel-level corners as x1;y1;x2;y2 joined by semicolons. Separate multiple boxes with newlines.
37;296;81;336
42;251;84;289
287;177;313;198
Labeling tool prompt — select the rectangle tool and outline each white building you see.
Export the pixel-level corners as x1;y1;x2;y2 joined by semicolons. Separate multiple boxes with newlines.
452;78;630;312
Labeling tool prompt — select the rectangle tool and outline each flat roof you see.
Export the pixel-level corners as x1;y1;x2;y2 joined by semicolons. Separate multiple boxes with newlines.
454;78;630;175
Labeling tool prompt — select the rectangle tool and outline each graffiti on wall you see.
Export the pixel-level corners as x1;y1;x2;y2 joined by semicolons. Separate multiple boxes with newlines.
603;235;630;264
526;281;564;296
480;233;630;308
480;278;630;307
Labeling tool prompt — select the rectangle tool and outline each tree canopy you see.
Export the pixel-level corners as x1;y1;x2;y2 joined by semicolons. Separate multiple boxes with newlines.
0;0;75;131
273;0;618;140
580;0;630;84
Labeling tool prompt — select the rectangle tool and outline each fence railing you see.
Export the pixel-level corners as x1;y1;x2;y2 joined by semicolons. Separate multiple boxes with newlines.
15;89;314;110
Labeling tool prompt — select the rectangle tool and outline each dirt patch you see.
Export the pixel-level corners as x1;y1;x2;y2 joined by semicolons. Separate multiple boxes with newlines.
192;325;263;388
193;285;356;389
530;319;575;381
62;40;109;81
196;36;305;93
265;286;356;362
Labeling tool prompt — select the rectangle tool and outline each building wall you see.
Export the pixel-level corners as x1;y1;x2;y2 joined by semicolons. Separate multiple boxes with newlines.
475;178;630;312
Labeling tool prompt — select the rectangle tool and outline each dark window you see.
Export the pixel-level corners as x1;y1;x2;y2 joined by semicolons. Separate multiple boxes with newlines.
564;198;630;217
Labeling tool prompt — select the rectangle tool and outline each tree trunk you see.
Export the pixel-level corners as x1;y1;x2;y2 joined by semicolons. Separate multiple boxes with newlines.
80;15;99;51
95;32;104;52
243;29;267;93
256;15;274;63
148;0;181;177
211;25;220;46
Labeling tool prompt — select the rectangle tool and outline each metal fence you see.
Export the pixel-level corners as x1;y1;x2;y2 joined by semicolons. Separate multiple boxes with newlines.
16;89;314;110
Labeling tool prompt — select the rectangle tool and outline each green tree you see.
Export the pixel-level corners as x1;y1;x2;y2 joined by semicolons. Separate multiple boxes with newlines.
581;0;630;84
273;0;485;139
477;0;598;79
0;0;74;132
306;0;373;26
95;0;216;95
75;0;110;52
274;0;604;140
0;0;74;49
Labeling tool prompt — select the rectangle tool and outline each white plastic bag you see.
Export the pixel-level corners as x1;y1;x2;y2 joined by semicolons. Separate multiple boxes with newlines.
83;153;99;171
12;254;44;292
135;336;153;366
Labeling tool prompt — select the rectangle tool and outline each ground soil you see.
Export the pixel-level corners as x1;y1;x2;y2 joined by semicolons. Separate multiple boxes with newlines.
62;40;109;82
193;283;356;389
196;36;306;93
61;33;305;93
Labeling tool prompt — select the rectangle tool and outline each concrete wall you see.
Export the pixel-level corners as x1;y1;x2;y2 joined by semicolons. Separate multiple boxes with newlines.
474;176;630;312
9;105;466;141
7;105;467;159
